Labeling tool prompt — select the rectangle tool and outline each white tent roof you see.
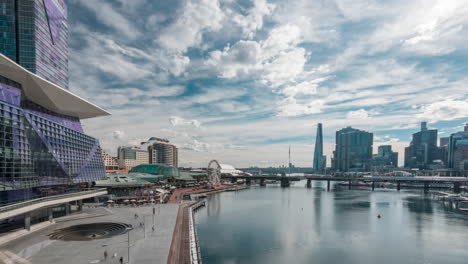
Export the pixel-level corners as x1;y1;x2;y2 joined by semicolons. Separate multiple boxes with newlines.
0;53;110;119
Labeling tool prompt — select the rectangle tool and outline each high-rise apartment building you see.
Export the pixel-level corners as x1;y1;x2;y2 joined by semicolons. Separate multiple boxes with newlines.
0;0;69;88
404;122;441;169
147;137;178;167
117;146;149;171
313;123;326;171
332;127;373;172
0;0;109;205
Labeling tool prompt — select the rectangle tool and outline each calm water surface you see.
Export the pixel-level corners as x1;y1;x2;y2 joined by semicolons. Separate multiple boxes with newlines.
195;182;468;264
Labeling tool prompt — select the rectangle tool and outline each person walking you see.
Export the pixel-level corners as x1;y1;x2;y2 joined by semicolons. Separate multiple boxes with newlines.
104;250;108;261
119;256;123;264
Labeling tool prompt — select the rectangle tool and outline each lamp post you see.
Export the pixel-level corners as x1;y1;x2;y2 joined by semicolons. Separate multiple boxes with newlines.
127;229;131;264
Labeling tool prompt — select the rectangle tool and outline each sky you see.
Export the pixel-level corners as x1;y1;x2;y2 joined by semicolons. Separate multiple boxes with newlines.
67;0;468;168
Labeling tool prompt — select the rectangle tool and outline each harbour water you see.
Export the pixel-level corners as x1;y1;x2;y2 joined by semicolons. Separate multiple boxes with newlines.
195;182;468;264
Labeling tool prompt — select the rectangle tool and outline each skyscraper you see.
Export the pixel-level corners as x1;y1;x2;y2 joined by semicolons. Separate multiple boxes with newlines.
313;123;326;171
0;0;69;88
0;0;109;205
332;127;373;172
404;122;441;169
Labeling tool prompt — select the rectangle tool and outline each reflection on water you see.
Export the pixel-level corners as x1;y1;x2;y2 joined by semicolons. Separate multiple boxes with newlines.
206;192;221;217
195;182;468;264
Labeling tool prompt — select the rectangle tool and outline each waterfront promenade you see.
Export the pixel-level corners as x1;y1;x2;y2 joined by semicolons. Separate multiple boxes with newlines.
1;205;178;264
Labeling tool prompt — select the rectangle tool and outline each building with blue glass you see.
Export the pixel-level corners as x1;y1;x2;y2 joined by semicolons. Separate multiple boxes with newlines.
1;0;69;89
0;0;109;205
332;127;373;172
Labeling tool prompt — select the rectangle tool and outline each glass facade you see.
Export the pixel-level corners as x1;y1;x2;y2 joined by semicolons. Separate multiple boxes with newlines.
332;127;373;172
0;76;105;204
0;1;106;205
0;0;68;89
404;122;441;169
0;0;17;61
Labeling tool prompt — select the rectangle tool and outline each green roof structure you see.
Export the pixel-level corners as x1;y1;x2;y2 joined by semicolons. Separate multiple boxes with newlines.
130;164;180;178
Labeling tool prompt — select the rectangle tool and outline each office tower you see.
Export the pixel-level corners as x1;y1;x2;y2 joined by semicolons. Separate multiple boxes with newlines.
333;127;373;172
0;0;69;88
447;123;468;172
404;122;440;169
313;123;326;171
147;137;178;167
117;146;149;171
0;0;109;205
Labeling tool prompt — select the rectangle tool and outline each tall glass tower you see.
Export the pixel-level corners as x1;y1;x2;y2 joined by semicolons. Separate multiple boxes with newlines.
313;123;326;172
0;0;109;204
0;0;69;89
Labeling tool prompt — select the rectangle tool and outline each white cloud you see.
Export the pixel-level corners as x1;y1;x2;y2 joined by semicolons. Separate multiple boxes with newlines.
281;77;329;97
418;99;468;122
157;0;225;52
207;24;307;88
346;109;370;119
78;0;140;39
230;0;275;38
112;130;125;140
170;116;202;128
277;98;324;117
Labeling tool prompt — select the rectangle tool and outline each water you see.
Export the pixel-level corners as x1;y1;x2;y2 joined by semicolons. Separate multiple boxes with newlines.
195;182;468;264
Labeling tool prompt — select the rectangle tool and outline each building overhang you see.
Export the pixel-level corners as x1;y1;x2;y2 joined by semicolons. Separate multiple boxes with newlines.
0;53;110;119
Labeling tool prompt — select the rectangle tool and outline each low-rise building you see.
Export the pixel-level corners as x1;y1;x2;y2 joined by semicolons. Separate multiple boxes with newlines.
117;146;149;171
102;150;119;171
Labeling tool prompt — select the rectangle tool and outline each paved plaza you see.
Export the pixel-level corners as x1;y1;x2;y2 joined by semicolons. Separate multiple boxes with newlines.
0;204;179;264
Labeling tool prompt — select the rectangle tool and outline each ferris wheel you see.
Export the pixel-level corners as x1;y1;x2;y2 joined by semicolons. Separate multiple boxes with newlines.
207;160;221;185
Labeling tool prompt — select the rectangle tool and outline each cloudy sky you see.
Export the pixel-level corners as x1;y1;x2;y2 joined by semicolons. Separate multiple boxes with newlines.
68;0;468;168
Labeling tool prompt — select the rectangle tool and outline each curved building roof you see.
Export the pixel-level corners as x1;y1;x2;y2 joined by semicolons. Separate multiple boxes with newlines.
0;53;110;119
130;164;180;178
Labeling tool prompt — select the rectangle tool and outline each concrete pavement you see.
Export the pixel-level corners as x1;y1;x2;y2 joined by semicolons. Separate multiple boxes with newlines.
1;204;179;264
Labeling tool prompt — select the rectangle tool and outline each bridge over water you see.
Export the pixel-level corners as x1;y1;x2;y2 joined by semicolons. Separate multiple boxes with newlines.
222;175;468;193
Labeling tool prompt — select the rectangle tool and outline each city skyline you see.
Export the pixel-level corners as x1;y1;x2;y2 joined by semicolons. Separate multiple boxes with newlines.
64;0;468;167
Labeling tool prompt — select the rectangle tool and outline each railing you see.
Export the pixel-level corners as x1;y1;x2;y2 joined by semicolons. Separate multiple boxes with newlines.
0;188;107;214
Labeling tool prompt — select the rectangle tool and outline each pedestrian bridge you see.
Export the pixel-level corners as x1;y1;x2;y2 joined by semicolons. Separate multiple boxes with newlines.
222;175;468;192
0;188;107;221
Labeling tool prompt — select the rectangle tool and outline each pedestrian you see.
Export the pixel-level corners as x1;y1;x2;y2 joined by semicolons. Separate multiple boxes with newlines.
134;213;138;219
152;226;154;232
104;250;108;260
119;256;123;264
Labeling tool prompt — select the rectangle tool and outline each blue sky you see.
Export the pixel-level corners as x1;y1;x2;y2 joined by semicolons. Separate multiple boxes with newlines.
68;0;468;168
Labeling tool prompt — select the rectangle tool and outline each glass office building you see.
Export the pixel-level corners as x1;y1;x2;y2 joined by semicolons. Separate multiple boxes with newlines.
0;0;68;89
0;55;109;204
332;127;373;172
0;0;109;204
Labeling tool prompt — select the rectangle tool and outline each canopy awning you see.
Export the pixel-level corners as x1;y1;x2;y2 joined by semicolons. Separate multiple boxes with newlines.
0;53;110;119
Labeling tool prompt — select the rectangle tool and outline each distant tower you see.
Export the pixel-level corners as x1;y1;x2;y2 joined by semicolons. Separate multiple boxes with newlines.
313;123;326;172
